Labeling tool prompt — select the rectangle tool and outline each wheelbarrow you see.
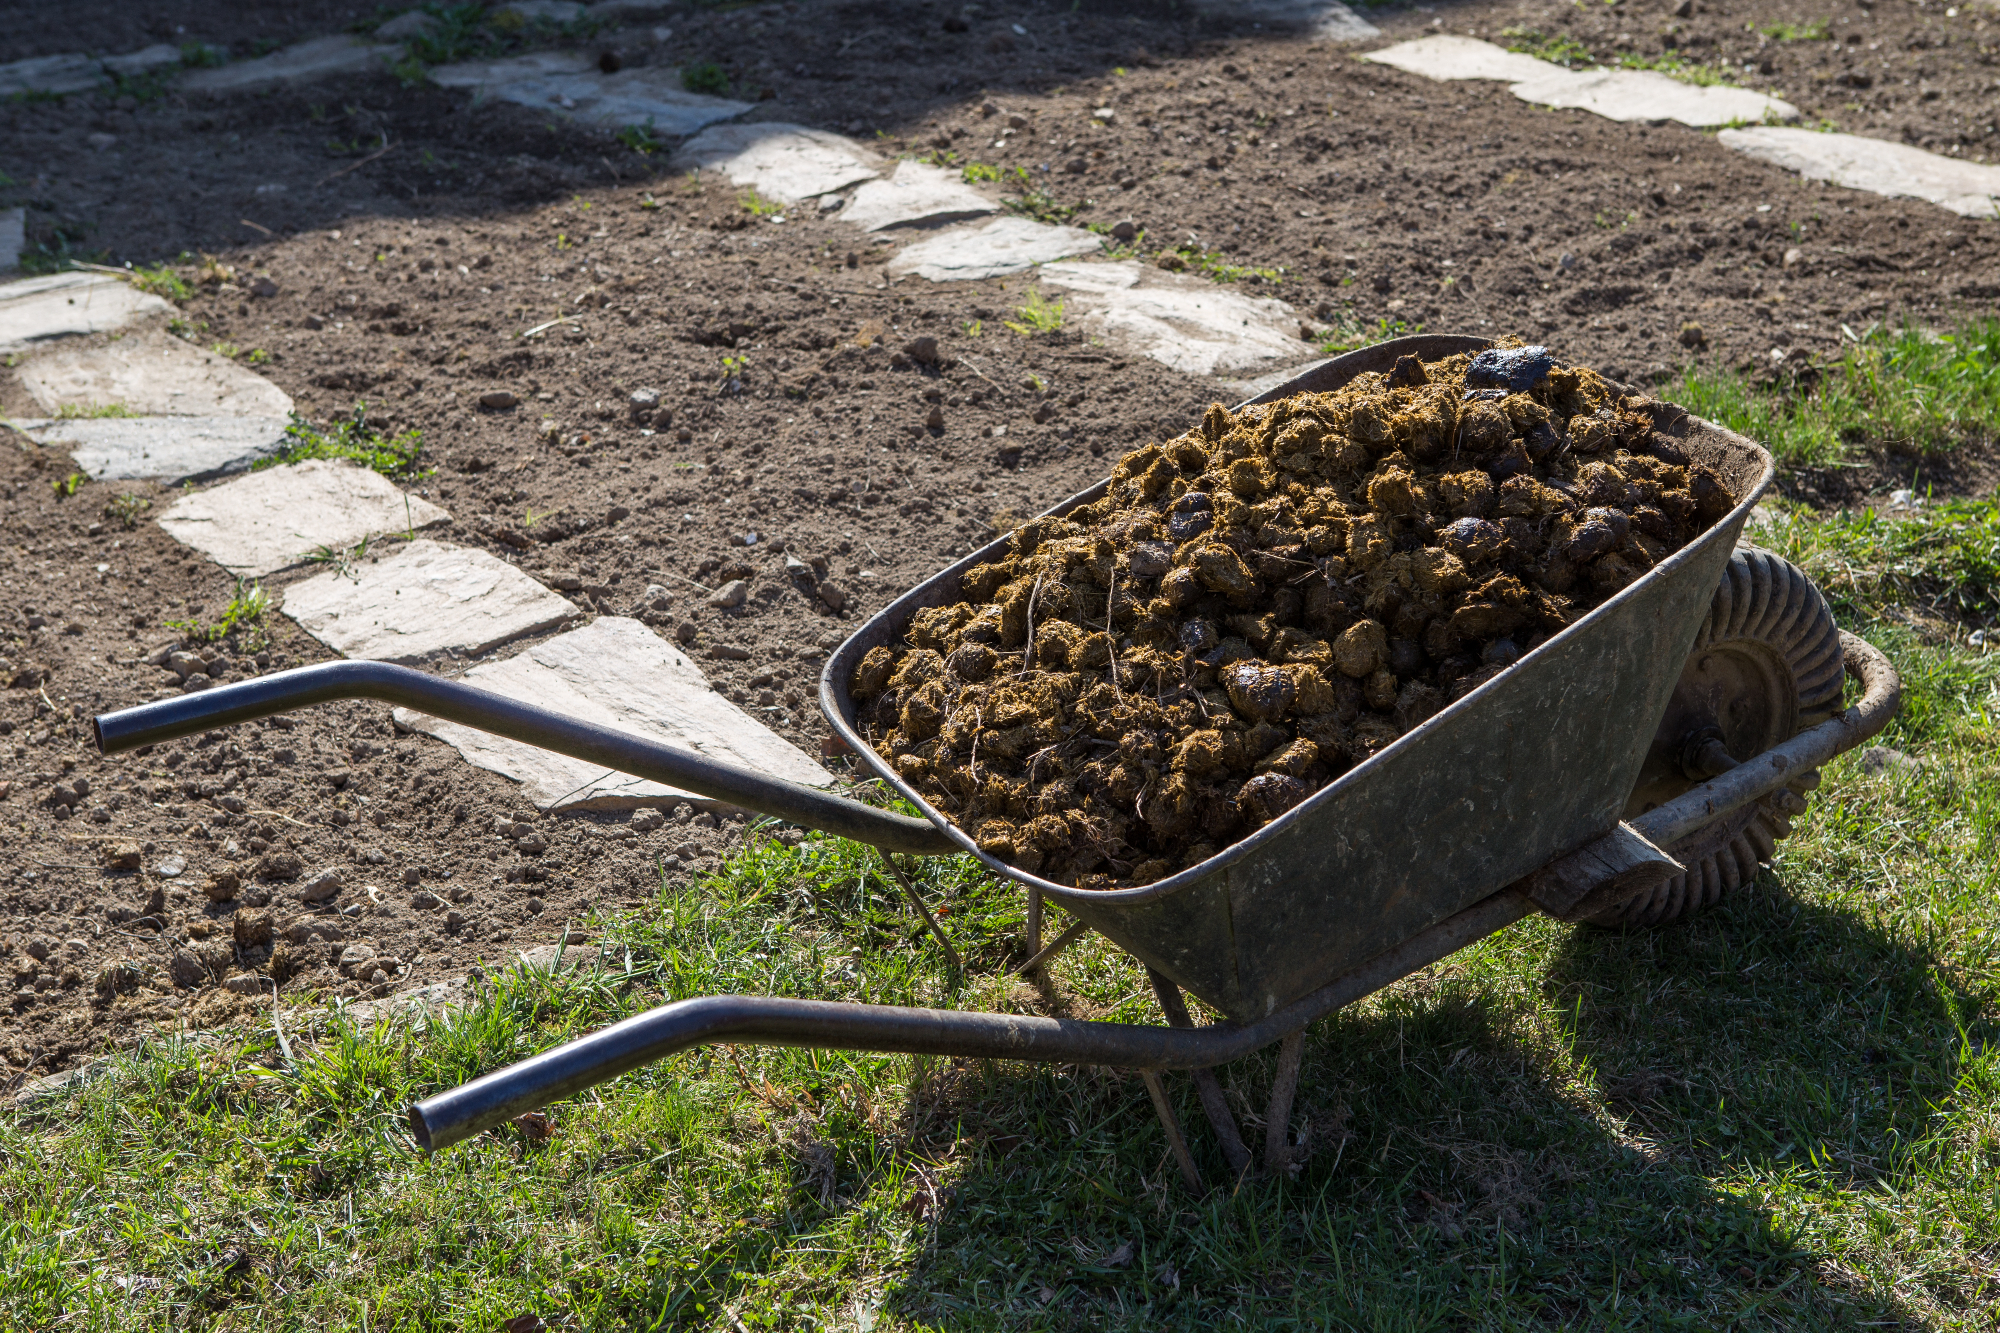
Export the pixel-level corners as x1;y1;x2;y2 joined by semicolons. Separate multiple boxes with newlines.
93;336;1902;1187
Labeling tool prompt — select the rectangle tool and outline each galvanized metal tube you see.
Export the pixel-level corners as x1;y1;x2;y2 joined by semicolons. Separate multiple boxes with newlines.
1630;632;1900;849
409;886;1534;1152
92;662;956;856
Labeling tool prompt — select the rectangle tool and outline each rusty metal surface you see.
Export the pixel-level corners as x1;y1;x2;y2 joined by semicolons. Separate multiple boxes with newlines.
822;335;1778;1022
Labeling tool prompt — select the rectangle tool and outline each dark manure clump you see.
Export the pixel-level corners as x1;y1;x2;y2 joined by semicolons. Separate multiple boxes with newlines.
849;345;1736;889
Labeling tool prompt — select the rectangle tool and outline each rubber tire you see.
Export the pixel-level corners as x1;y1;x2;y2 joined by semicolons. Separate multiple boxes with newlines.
1589;546;1844;929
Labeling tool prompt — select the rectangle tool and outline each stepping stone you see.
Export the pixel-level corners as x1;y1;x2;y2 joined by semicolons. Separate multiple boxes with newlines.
282;539;580;662
0;272;175;353
0;53;104;98
392;616;835;813
1190;0;1379;40
1365;36;1797;128
157;458;450;576
182;36;402;94
430;53;751;137
10;416;292;485
887;217;1103;282
840;160;999;231
672;122;881;205
16;329;293;417
102;44;184;78
1719;127;2000;220
1037;261;1311;376
0;208;21;272
497;0;585;20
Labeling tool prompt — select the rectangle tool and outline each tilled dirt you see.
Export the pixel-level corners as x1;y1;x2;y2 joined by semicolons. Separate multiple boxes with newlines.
1;0;1996;1080
852;347;1728;885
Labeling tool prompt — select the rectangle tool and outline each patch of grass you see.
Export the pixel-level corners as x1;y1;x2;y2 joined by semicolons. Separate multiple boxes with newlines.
102;492;152;530
1316;311;1426;355
126;262;191;302
682;61;730;96
1003;288;1064;335
1760;18;1831;40
1670;316;2000;466
16;226;110;275
259;403;430;481
49;470;86;499
54;402;137;419
961;161;1003;184
167;578;270;646
1753;498;2000;633
7;559;2000;1327
179;41;226;68
738;189;783;218
615;120;666;155
1500;26;1596;67
207;341;242;360
1619;50;1740;86
1153;243;1281;285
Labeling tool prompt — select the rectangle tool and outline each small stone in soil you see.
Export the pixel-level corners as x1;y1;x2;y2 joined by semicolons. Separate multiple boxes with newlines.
709;579;749;609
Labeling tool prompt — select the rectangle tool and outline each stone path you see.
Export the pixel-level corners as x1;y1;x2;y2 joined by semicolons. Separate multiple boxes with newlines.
0;272;174;353
1191;0;1379;41
1038;261;1311;378
887;217;1104;281
16;328;293;418
840;160;1000;232
392;616;836;812
281;539;581;663
1364;35;1797;129
12;416;295;486
430;52;751;137
181;36;402;94
156;458;452;576
1719;127;2000;220
672;122;883;205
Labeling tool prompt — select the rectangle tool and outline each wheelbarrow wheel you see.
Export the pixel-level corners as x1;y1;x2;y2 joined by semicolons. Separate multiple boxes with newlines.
1593;546;1845;929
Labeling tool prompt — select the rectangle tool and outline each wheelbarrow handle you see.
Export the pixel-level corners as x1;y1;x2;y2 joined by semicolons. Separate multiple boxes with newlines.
92;661;957;856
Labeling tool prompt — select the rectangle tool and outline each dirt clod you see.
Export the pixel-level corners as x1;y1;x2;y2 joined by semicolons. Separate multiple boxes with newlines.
853;347;1727;887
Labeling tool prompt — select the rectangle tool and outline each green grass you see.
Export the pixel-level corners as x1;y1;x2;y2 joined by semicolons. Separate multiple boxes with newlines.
1500;26;1744;86
616;121;667;155
1760;18;1831;41
1153;244;1281;285
682;61;730;96
1003;288;1064;335
1671;317;2000;467
5;501;1998;1327
258;403;430;482
102;492;152;530
1500;26;1596;68
54;402;137;419
127;263;192;302
166;577;271;647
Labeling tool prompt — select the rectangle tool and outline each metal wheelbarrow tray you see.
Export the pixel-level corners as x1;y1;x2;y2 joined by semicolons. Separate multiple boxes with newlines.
93;336;1903;1178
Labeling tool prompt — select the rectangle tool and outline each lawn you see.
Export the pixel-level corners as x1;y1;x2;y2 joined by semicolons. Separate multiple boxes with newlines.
4;431;1998;1332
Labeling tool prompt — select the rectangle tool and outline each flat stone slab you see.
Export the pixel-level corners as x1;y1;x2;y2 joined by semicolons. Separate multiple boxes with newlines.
12;415;293;485
392;616;835;812
282;539;580;662
157;458;451;576
183;36;402;93
16;329;294;417
672;123;881;205
1719;127;2000;220
1365;36;1797;128
430;53;751;136
1191;0;1379;40
0;273;175;354
0;208;21;272
102;44;183;77
887;217;1104;282
0;53;104;97
841;159;999;231
1037;261;1309;377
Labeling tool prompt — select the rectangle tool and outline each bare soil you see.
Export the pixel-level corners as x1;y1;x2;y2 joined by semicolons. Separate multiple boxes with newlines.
2;0;1996;1082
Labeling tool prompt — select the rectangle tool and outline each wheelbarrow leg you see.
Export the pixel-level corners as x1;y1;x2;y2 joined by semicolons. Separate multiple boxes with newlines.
1262;1029;1306;1176
1148;969;1252;1178
1139;1069;1203;1192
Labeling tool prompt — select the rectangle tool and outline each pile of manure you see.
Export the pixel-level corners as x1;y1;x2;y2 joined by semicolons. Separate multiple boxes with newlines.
850;345;1736;888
